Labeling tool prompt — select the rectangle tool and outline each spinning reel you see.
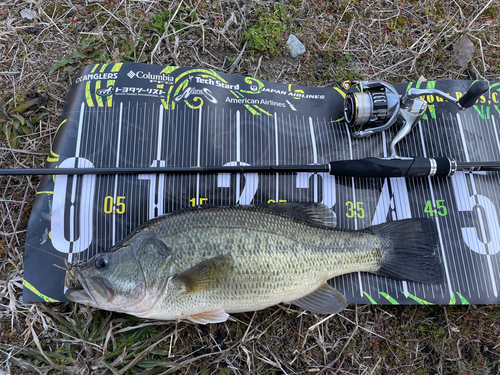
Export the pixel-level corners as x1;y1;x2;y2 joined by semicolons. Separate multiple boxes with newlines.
343;80;489;159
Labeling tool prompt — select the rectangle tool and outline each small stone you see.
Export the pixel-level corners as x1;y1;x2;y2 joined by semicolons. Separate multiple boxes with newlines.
26;27;42;35
21;8;37;20
453;35;475;70
287;34;306;58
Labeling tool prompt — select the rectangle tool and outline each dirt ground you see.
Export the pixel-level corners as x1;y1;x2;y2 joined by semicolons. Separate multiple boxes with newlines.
1;0;500;374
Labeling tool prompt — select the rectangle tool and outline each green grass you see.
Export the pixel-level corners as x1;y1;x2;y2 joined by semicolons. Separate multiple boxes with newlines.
243;4;293;55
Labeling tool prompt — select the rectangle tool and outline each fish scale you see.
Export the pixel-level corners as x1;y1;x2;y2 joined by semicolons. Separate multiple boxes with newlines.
144;207;382;319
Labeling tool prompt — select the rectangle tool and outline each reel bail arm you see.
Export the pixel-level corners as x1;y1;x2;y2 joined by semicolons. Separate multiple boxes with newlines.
390;81;489;158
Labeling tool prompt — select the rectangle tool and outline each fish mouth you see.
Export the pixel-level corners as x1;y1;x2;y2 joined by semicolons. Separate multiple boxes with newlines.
65;272;95;305
65;272;114;307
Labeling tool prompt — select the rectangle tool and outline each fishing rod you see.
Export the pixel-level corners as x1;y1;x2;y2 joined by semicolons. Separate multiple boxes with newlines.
0;81;491;179
2;157;499;178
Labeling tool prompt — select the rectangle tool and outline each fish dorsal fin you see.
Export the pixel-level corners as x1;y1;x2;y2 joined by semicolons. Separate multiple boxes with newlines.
187;308;229;324
141;203;336;228
291;283;347;314
254;202;336;228
173;254;234;294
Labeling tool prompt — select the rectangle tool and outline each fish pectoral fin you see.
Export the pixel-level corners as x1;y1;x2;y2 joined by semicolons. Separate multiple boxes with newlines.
291;283;347;314
172;254;234;294
187;308;229;324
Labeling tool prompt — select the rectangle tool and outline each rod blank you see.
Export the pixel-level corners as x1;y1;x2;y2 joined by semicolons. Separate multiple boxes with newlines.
2;158;500;178
0;165;331;176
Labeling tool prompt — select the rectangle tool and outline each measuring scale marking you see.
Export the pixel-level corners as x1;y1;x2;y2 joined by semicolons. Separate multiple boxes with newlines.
274;112;279;202
342;121;365;297
456;112;498;298
418;117;452;299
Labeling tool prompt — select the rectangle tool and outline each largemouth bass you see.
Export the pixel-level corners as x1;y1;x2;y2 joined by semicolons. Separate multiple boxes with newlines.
65;203;444;324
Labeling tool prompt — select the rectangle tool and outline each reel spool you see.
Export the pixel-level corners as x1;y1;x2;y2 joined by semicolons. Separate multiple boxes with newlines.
343;81;400;138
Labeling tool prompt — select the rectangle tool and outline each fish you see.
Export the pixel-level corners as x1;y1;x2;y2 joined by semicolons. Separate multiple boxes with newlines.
65;203;445;324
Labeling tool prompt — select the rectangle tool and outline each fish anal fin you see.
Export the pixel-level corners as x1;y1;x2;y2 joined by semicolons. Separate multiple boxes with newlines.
173;254;234;294
187;308;229;324
291;283;347;314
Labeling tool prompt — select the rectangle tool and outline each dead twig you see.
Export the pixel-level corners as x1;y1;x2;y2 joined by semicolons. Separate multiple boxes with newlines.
228;41;247;74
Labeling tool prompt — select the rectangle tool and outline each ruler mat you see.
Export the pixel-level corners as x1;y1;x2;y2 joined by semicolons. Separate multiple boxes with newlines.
22;63;500;306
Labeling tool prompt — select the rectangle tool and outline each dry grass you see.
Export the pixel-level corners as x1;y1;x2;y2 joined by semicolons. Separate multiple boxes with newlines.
1;0;500;374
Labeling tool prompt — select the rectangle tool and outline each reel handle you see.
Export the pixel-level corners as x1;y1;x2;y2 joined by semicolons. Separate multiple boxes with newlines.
329;157;456;178
458;81;489;109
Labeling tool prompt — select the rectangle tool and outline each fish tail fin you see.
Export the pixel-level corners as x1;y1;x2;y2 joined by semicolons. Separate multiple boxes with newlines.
369;219;445;285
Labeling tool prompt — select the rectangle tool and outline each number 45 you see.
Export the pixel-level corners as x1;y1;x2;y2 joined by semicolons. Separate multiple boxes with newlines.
424;200;447;217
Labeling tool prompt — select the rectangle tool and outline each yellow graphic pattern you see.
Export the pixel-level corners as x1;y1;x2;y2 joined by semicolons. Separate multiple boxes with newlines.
456;292;470;305
244;104;259;115
157;68;228;110
186;97;204;109
363;291;377;304
107;79;115;107
160;66;179;75
170;78;190;110
405;292;434;305
288;84;305;100
379;292;399;304
84;63;123;108
240;77;264;94
231;90;243;98
159;65;179;109
449;292;457;305
23;280;60;302
85;81;94;107
47;155;59;163
111;63;123;72
95;80;104;107
161;86;175;110
333;87;346;99
47;119;66;162
418;80;436;120
362;290;471;305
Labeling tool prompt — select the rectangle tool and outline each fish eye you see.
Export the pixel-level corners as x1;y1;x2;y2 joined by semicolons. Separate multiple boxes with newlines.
94;255;108;269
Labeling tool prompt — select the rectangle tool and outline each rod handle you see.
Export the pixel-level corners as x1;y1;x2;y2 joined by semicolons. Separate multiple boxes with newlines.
459;81;489;109
329;157;456;178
